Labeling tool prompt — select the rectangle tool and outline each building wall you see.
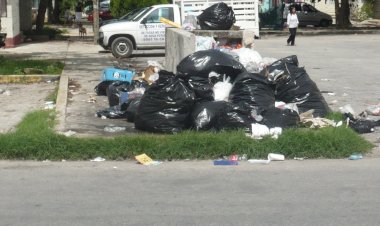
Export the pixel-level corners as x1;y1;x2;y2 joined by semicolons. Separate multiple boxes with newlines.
2;0;22;47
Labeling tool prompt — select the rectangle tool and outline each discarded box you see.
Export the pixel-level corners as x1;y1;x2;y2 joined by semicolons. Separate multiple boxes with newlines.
102;67;135;82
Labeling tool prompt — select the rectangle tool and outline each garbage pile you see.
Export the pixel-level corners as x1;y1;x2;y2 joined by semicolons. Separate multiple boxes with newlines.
94;49;366;135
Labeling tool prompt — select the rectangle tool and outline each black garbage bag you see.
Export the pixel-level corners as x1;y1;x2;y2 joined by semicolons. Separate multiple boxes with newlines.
125;98;141;123
344;113;380;134
134;71;195;133
260;106;300;128
106;80;149;107
187;76;215;102
94;81;113;96
229;72;275;114
177;49;245;82
96;105;127;119
197;2;236;30
191;101;229;131
265;56;330;117
215;103;254;132
106;81;130;107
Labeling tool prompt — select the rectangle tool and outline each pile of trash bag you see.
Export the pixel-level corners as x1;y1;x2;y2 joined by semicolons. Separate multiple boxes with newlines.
94;49;339;134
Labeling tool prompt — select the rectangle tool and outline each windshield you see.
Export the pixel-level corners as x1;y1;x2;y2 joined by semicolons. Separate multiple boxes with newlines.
133;7;153;21
119;7;147;21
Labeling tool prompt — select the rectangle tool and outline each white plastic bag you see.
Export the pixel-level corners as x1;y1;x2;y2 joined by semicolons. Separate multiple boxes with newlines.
232;48;263;73
213;76;232;101
196;36;217;51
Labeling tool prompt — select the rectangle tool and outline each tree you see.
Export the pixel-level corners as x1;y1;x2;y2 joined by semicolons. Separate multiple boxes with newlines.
36;0;49;31
335;0;351;28
111;0;169;18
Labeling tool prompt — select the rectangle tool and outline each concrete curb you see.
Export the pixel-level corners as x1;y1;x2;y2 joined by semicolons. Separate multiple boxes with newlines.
55;71;68;132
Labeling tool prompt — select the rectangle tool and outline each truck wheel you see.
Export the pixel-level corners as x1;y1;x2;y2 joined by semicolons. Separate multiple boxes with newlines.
319;20;329;27
111;37;133;58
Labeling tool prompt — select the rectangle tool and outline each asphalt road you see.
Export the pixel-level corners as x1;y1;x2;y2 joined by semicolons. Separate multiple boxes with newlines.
1;159;380;226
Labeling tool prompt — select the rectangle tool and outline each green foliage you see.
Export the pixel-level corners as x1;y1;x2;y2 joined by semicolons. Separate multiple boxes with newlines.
0;110;374;161
110;0;169;18
0;57;64;75
357;0;375;21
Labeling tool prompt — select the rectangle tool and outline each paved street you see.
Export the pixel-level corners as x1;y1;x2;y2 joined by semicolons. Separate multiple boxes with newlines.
1;159;380;226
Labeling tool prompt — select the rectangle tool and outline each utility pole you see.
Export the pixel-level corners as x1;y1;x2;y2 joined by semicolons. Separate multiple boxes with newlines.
93;0;99;45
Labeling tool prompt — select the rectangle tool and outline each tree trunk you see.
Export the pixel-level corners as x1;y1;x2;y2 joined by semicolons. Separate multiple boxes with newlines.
36;0;49;31
47;0;53;23
53;0;61;24
335;0;351;28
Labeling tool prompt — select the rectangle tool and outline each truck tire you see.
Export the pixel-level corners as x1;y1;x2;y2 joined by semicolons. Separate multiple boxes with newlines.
319;20;330;27
111;37;133;58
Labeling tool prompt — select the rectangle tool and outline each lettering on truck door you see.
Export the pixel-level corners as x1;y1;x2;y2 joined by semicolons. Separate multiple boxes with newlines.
139;7;174;46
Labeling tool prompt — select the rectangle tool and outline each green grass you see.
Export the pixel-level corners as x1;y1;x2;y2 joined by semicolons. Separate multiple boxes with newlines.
0;110;374;161
0;56;64;75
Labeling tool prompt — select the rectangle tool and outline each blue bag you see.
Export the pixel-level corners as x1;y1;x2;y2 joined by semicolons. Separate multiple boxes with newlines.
102;67;135;82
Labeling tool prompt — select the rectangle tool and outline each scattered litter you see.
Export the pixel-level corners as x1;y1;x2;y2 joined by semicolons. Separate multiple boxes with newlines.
330;100;338;104
42;159;50;162
348;153;363;160
135;153;162;166
113;166;117;169
365;103;380;116
213;159;239;165
61;159;66;162
249;123;282;139
227;154;247;161
327;92;336;96
44;101;56;110
104;126;126;133
294;157;308;160
342;93;349;97
90;157;106;162
268;153;285;161
321;78;334;81
248;153;285;164
86;96;96;103
59;130;77;137
101;116;107;119
340;104;355;115
248;159;270;164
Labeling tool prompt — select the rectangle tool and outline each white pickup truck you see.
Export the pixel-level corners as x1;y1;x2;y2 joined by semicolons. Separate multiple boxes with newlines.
98;0;259;58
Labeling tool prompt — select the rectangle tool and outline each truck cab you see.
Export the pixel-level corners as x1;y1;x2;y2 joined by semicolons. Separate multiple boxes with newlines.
99;4;181;58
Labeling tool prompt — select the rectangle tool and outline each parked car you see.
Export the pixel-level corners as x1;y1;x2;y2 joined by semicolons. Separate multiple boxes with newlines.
87;0;113;22
283;2;332;27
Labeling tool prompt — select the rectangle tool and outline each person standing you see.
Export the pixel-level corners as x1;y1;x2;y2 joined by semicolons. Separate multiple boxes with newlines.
75;2;83;23
286;7;299;46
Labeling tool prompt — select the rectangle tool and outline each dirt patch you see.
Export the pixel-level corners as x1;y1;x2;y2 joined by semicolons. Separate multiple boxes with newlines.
0;82;57;133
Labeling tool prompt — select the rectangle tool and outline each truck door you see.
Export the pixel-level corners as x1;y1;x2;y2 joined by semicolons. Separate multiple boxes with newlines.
138;7;174;47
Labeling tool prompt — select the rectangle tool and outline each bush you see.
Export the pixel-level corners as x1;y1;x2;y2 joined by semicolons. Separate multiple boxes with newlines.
357;0;375;21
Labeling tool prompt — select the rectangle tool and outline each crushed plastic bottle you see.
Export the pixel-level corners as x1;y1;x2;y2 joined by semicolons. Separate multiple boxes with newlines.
348;153;363;160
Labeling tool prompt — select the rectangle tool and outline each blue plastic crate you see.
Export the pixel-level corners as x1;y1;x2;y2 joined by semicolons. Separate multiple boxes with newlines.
102;67;135;83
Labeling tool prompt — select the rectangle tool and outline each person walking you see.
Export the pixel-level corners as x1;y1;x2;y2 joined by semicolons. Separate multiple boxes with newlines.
286;7;299;46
